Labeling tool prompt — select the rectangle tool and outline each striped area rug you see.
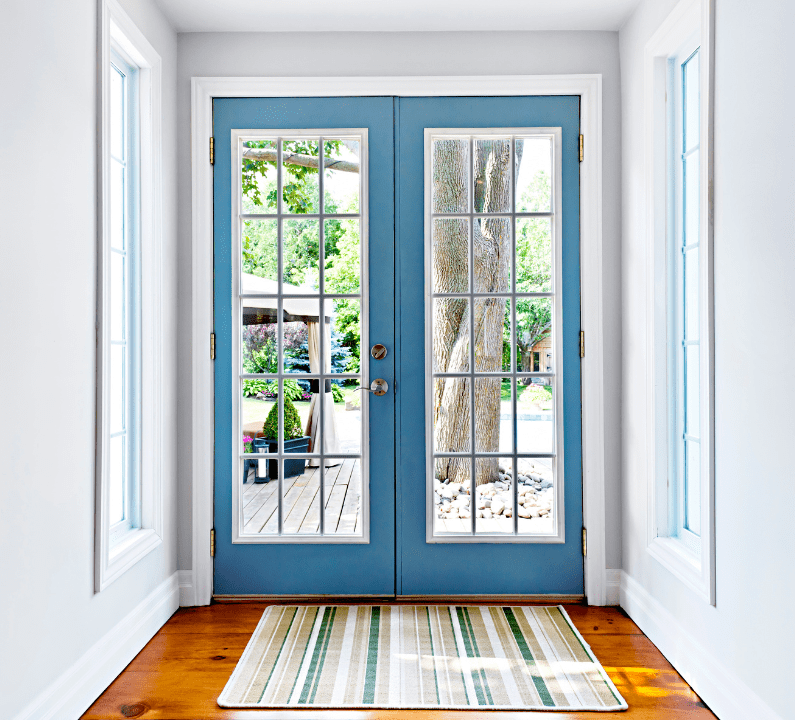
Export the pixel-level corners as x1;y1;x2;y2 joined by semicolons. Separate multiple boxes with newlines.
218;605;627;710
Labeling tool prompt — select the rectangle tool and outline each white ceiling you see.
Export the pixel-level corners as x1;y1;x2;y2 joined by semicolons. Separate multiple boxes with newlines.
157;0;640;34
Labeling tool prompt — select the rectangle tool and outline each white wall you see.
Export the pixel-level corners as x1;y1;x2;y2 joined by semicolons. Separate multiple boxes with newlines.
0;0;179;717
176;29;624;582
619;1;795;718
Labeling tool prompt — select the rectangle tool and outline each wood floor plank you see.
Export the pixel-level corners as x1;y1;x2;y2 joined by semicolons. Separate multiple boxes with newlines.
82;604;716;720
337;460;361;533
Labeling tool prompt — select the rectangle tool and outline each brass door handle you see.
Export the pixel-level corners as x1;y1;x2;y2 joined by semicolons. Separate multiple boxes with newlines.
355;378;389;396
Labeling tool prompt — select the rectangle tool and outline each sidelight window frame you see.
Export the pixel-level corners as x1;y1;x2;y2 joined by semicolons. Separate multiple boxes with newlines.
424;127;565;544
95;0;164;591
645;0;715;604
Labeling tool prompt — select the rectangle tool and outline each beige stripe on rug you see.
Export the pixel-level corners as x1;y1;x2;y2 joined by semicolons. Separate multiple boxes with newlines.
218;605;627;710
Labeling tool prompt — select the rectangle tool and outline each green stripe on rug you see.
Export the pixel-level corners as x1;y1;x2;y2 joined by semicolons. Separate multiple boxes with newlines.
298;606;336;704
425;607;440;705
502;607;555;707
256;606;298;703
456;607;494;705
362;606;381;704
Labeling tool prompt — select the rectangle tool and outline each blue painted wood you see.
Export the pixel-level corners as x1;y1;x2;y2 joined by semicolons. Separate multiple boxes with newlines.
396;96;583;595
214;95;582;596
213;97;396;595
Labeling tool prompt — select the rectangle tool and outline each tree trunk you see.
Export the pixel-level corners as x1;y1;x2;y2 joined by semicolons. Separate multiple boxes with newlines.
433;140;522;485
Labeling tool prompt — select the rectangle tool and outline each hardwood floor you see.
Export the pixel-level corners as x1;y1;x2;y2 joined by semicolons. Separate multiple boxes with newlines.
81;602;716;719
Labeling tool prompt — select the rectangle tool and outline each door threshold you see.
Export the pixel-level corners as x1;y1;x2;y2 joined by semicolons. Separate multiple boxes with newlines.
213;594;585;604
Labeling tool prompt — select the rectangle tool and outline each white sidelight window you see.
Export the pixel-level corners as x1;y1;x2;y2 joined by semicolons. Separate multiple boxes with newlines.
670;45;702;548
646;0;715;603
96;0;163;591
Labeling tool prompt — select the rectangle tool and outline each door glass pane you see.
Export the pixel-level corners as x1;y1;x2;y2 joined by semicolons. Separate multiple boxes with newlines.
433;457;472;535
516;217;552;292
109;435;124;524
324;218;360;293
475;457;514;534
428;131;560;540
517;379;555;454
516;458;555;535
281;458;320;535
242;140;278;214
433;298;469;373
516;297;552;372
323;139;360;213
241;219;279;286
474;218;511;292
474;138;511;213
474;377;512;454
434;376;471;453
515;137;552;213
282;139;320;214
432;218;469;293
323;458;362;534
432;138;469;213
283;219;320;291
237;132;365;541
685;345;700;436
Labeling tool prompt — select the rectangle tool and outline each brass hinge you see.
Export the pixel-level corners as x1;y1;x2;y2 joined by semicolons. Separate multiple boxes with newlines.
210;528;216;557
578;134;584;163
582;527;587;557
579;330;585;359
210;332;216;360
209;136;215;165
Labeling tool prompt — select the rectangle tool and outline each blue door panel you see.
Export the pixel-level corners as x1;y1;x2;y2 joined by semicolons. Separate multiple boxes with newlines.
213;95;582;597
213;97;396;595
396;96;583;595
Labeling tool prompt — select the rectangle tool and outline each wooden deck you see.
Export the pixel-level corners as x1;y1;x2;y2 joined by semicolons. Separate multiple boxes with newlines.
81;603;717;719
243;459;361;535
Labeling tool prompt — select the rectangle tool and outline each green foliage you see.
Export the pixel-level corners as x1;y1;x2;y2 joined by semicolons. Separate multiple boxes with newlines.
521;383;553;408
242;379;270;397
331;383;345;403
242;378;307;401
263;397;304;440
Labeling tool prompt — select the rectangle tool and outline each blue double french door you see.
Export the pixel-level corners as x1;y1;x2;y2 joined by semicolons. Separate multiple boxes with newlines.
213;95;582;597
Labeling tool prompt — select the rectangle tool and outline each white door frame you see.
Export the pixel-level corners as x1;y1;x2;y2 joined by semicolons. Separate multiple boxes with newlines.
189;74;607;606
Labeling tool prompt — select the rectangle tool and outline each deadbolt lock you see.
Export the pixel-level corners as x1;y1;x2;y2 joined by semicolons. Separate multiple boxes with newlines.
371;344;388;360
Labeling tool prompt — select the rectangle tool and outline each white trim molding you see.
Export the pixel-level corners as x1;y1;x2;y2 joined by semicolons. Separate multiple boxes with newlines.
620;572;784;720
11;573;179;720
191;74;606;605
643;0;716;605
95;0;164;592
178;569;195;606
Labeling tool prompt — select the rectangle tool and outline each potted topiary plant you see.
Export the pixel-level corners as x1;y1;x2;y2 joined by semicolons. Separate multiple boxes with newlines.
251;398;310;482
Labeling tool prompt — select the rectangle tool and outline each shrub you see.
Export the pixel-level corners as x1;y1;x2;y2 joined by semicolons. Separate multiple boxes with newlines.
243;379;272;397
263;397;304;440
331;383;345;403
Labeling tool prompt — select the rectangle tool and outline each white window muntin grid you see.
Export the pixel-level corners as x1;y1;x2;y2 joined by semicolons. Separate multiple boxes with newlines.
230;129;370;543
669;46;702;549
424;128;565;543
109;50;140;543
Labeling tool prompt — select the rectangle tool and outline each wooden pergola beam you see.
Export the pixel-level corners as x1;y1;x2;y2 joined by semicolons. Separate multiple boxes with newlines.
242;148;359;173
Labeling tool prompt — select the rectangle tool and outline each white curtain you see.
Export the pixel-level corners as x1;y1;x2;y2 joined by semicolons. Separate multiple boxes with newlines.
305;321;340;467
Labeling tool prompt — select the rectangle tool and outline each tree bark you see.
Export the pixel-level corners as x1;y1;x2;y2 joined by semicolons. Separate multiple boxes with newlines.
433;140;523;485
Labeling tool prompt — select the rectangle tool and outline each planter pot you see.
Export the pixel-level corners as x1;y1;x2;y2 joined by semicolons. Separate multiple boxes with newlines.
251;436;310;483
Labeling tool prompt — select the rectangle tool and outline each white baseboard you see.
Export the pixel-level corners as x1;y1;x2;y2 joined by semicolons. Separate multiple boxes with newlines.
605;569;621;605
620;571;783;720
13;572;179;720
178;569;195;606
